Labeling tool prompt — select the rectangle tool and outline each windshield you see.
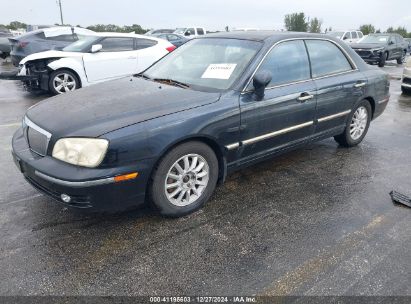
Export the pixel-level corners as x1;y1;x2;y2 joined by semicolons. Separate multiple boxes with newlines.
62;36;99;52
327;32;345;39
143;38;262;91
360;35;390;44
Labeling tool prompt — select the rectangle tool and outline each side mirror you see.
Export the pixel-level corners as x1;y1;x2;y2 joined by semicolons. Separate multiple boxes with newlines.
343;36;348;40
389;41;394;45
91;44;102;53
185;32;191;37
253;71;272;100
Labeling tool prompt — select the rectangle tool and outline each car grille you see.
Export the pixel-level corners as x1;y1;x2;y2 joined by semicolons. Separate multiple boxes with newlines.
23;117;51;156
355;50;371;58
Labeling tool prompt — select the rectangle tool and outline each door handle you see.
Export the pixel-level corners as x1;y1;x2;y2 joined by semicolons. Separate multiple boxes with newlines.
297;93;314;102
354;82;366;88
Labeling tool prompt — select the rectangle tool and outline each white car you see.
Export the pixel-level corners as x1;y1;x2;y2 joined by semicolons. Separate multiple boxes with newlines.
17;32;175;94
326;30;364;43
402;57;411;94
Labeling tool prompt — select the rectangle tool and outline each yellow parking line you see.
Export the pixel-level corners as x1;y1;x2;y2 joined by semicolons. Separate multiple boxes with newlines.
0;122;20;128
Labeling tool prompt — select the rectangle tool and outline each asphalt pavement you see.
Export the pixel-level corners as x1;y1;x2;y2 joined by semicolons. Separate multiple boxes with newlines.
0;58;410;297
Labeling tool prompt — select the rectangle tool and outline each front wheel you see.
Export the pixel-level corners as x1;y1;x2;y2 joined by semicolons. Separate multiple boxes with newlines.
150;142;219;217
48;69;80;95
378;52;388;67
334;100;372;147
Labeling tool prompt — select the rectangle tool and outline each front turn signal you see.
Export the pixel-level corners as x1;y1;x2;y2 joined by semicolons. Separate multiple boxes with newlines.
114;172;139;183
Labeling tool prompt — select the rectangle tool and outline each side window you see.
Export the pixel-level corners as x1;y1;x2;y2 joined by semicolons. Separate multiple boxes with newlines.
136;38;158;50
351;31;358;39
100;37;134;52
48;34;77;42
342;32;351;40
253;40;310;87
389;36;396;45
305;40;353;77
186;28;195;35
358;32;363;38
197;28;204;35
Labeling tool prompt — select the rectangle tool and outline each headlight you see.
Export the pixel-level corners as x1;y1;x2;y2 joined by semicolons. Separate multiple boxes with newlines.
52;138;109;168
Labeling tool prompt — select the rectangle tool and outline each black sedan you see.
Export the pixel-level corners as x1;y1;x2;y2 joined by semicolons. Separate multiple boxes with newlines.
151;33;189;47
12;31;390;217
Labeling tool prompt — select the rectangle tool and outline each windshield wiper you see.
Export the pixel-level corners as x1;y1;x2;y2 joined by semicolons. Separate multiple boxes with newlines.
153;78;190;89
134;73;151;80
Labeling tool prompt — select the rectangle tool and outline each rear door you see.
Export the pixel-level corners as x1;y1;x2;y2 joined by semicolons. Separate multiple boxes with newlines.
305;39;367;136
239;40;317;162
83;37;136;82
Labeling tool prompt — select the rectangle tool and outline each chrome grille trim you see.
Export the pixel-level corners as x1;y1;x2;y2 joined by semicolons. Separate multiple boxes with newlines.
23;116;51;156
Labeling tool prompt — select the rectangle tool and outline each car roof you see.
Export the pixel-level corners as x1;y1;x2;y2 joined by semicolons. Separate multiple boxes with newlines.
200;30;334;42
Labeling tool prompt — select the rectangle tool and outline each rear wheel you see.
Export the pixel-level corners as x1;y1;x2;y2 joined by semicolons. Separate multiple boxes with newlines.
48;69;80;95
402;86;411;95
397;51;407;64
150;141;218;217
334;100;372;147
378;52;388;67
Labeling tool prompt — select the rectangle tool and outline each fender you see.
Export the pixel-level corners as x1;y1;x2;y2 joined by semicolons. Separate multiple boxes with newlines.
47;57;89;87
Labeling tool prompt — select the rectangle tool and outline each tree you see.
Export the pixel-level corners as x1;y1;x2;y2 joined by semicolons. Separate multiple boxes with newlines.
359;24;375;35
386;26;407;37
284;13;308;32
308;18;322;33
6;21;26;30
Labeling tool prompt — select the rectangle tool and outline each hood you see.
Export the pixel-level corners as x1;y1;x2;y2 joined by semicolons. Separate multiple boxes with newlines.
26;77;221;138
20;50;83;64
351;43;386;50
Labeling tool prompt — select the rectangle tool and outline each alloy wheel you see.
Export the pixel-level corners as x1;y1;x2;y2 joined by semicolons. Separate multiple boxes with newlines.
53;73;77;94
164;154;209;207
350;106;368;140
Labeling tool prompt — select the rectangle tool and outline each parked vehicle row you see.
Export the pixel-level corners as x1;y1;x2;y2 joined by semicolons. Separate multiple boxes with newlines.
350;33;408;67
150;33;189;47
327;30;364;43
16;33;175;94
11;31;390;217
9;26;95;66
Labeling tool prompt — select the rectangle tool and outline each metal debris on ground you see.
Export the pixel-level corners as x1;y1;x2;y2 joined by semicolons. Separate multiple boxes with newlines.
390;190;411;207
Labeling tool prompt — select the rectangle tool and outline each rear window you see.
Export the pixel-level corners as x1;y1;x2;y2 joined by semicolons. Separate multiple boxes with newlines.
47;34;78;42
136;38;158;50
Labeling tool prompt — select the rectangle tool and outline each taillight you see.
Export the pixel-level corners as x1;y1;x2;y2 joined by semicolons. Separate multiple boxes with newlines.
18;41;29;48
166;45;176;52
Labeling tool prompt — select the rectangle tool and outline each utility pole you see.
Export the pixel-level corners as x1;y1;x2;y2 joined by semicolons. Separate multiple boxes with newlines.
58;0;64;25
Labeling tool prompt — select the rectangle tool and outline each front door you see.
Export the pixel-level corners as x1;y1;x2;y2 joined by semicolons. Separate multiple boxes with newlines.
238;40;317;164
83;37;137;82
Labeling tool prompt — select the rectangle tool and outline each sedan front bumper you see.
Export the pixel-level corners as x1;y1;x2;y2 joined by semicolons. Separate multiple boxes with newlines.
12;128;150;211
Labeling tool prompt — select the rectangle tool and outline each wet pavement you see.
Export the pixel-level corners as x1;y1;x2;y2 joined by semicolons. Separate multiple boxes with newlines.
0;59;410;296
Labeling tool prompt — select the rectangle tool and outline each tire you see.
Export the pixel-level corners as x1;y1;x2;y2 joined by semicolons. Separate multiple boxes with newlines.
402;86;411;95
397;51;406;64
48;69;80;95
150;141;219;217
334;100;372;147
378;52;387;67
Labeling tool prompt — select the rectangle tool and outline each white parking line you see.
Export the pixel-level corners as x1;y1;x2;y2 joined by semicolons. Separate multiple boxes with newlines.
0;194;43;206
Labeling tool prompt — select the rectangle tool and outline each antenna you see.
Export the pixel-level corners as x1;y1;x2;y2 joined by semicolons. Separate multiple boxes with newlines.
57;0;64;25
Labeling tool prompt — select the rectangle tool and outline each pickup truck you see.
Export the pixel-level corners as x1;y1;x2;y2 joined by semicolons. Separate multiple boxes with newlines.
351;33;408;67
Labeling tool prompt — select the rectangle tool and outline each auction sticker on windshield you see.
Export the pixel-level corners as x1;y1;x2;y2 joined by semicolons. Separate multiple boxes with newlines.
201;64;237;79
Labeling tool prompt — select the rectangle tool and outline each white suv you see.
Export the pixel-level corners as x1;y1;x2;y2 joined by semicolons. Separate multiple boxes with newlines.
326;30;364;43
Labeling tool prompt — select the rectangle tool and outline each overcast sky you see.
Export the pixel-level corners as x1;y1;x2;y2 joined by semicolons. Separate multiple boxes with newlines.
1;0;410;32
